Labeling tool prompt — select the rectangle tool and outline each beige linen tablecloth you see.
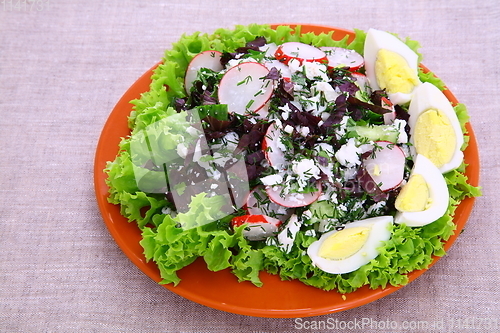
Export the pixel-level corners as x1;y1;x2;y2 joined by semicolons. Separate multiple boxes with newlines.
1;1;498;332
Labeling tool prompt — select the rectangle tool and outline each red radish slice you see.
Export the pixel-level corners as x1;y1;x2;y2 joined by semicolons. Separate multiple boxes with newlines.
218;62;274;115
231;214;282;241
266;181;322;208
262;122;288;170
381;96;396;124
319;47;364;71
184;50;224;94
363;141;405;191
274;42;328;65
245;185;293;221
264;60;292;81
256;100;270;119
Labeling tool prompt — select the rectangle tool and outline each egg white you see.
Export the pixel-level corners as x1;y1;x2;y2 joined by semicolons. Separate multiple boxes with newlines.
394;154;449;227
407;82;464;173
307;216;393;274
364;28;421;105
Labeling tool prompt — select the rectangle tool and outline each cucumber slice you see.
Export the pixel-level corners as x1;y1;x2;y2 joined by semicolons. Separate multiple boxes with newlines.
350;125;400;143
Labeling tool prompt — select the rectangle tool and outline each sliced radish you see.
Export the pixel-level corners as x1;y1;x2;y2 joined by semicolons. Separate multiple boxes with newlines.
274;42;328;66
245;185;293;221
256;100;270;119
184;50;224;94
381;96;396;124
363;141;405;191
262;122;288;170
218;62;274;116
264;60;292;81
319;47;364;71
352;72;370;94
266;181;322;208
261;43;279;58
231;214;282;241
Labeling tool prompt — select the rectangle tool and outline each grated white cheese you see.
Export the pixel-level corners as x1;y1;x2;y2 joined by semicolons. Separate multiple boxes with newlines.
261;173;284;186
186;125;199;137
292;158;321;190
393;119;408;143
335;115;350;139
304;229;316;237
222;131;239;151
335;138;362;167
299;126;310;137
279;104;293;120
312;81;340;102
287;58;302;74
176;143;189;159
284;124;294;134
366;201;387;215
303;62;330;81
277;214;301;253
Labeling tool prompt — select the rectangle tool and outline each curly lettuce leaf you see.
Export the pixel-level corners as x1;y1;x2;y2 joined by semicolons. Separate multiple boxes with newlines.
140;210;259;286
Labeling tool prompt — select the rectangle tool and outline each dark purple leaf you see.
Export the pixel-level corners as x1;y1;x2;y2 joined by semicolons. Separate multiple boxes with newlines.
347;95;391;115
264;67;280;80
395;104;410;121
356;167;389;202
204;115;233;132
395;104;411;138
290;110;321;128
321;94;347;130
370;90;387;105
174;98;187;111
338;81;359;95
201;90;217;105
220;52;237;67
246;150;265;165
236;130;265;153
235;36;268;53
274;79;295;103
246;36;267;49
246;164;265;182
316;155;329;166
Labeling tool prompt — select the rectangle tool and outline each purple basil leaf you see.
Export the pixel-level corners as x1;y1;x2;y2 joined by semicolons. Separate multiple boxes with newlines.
321;94;347;130
201;90;217;105
316;155;329;166
245;150;265;165
356;167;389;202
246;36;267;49
264;67;281;80
174;98;187;111
347;95;391;115
220;52;237;67
338;81;359;95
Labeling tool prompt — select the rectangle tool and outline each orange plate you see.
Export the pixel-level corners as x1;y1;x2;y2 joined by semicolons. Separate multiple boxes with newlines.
94;24;480;318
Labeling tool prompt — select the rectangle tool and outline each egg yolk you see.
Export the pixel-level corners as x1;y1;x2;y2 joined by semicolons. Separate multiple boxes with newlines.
318;226;371;260
395;173;430;212
414;108;456;168
375;49;420;94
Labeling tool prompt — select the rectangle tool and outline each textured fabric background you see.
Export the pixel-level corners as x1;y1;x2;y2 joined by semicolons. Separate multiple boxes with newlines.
0;1;498;332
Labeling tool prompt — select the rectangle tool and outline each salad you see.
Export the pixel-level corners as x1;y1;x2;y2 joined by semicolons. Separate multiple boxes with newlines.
104;24;480;293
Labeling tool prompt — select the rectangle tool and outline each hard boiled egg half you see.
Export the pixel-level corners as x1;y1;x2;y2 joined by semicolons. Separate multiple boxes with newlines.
407;82;464;173
364;28;422;105
394;154;449;227
307;216;392;274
